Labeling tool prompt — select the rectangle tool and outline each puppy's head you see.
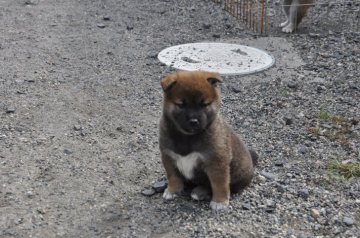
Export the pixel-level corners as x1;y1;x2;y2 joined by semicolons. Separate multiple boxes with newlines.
161;71;222;135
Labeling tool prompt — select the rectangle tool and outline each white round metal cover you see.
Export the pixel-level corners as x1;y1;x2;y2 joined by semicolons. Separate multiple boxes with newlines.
158;42;275;76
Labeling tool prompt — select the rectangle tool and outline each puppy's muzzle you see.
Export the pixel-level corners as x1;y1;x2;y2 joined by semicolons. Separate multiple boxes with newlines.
189;118;200;127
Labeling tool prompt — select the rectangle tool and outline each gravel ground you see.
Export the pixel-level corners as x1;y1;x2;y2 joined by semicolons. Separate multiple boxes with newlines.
0;0;359;237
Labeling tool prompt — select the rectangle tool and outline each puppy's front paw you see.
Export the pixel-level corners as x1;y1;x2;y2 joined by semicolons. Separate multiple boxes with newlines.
210;201;229;210
282;24;295;33
163;188;178;200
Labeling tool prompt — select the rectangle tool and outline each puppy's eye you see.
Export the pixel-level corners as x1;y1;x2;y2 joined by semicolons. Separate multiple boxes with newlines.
175;101;186;108
200;101;211;108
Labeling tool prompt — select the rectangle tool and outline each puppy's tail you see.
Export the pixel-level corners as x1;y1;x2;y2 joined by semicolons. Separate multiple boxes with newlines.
249;149;259;167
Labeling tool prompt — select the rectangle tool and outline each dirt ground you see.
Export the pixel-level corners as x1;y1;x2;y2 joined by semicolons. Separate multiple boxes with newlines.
0;0;359;237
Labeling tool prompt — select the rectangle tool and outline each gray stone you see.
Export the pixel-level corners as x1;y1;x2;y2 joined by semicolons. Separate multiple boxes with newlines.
24;0;37;5
231;86;242;93
310;208;320;219
322;123;332;129
275;160;284;167
266;200;276;209
260;170;276;180
152;180;167;193
298;189;309;199
26;191;34;198
141;188;155;197
284;116;293;125
298;146;308;154
242;203;251;210
73;125;82;131
343;217;354;226
287;81;298;89
265;207;274;213
63;149;73;155
276;184;285;193
6;107;16;113
202;23;211;29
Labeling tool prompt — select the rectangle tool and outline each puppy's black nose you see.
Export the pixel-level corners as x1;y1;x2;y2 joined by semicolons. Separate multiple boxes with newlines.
189;118;200;127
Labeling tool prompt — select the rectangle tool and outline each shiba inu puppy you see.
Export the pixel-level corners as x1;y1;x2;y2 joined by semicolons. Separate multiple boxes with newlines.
159;71;257;210
281;0;314;33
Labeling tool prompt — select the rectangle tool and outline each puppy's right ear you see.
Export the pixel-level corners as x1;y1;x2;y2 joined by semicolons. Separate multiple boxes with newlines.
161;75;177;92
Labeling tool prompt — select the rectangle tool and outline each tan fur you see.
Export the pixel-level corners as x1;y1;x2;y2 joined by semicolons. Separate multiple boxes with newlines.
159;71;256;210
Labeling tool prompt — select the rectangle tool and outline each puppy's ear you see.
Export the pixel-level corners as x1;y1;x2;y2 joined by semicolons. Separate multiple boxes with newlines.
161;75;177;92
207;73;223;87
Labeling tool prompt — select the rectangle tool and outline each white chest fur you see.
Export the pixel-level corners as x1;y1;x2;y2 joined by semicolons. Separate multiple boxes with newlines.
165;150;203;180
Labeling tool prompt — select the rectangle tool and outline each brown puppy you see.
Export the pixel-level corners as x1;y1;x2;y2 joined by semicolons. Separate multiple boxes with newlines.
159;71;257;210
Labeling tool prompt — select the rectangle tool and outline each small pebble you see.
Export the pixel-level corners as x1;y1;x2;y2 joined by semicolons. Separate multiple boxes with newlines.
275;160;284;167
141;188;156;197
26;191;34;198
343;217;354;226
310;208;320;220
202;23;211;29
242;203;251;210
287;81;298;89
298;146;308;154
284;116;293;125
24;0;37;5
15;218;24;225
260;170;276;180
286;173;293;178
103;16;110;21
265;207;275;213
152;180;167;193
276;184;285;193
6;107;16;113
97;24;106;28
266;199;276;208
317;85;326;92
298;189;309;199
73;125;82;131
63;149;73;155
231;86;242;93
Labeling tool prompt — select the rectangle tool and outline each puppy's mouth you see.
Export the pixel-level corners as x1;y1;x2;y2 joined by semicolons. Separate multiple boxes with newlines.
183;128;202;135
175;123;203;135
185;125;207;135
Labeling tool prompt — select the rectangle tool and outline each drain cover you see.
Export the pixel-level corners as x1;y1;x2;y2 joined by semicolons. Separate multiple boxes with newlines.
158;42;275;75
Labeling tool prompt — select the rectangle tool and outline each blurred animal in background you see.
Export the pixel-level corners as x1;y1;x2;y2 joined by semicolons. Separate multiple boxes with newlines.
281;0;314;33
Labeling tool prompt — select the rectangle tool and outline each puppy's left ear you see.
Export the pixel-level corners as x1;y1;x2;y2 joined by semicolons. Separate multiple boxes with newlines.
207;73;223;87
161;75;177;92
